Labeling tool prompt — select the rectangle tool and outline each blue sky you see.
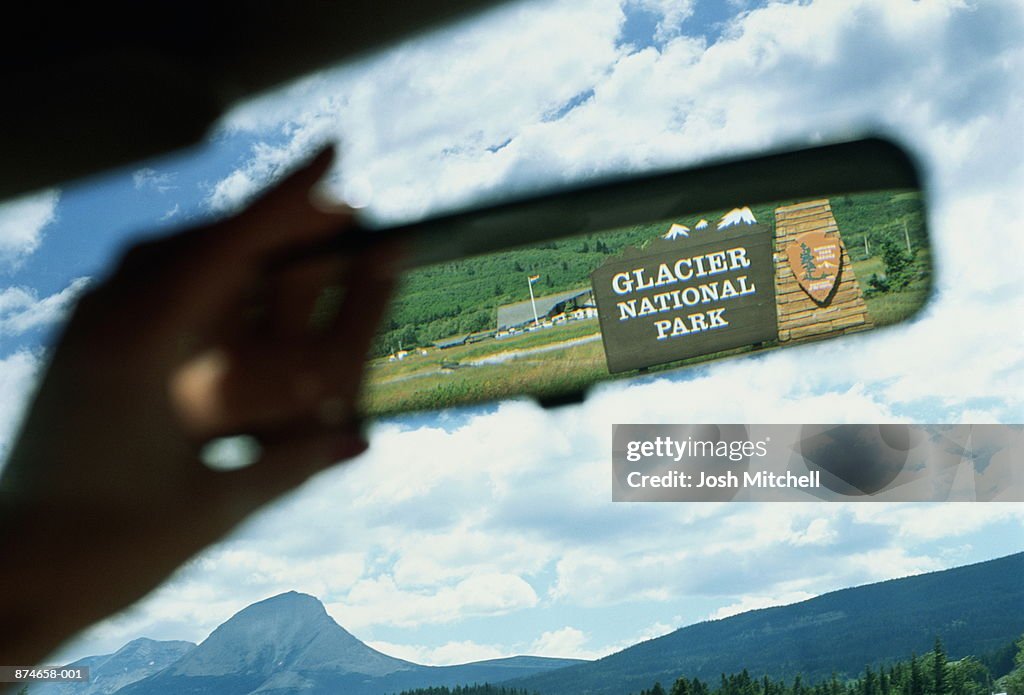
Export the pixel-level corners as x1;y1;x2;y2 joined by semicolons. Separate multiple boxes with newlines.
2;0;1023;666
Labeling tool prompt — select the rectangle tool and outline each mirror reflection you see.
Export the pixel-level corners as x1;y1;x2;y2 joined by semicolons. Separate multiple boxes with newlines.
362;189;930;416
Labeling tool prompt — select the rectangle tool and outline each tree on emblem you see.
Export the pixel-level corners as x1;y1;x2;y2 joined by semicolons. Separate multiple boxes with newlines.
799;242;826;281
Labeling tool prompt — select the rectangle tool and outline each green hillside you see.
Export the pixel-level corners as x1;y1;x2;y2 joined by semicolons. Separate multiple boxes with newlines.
628;636;1021;695
394;687;539;695
394;635;1023;695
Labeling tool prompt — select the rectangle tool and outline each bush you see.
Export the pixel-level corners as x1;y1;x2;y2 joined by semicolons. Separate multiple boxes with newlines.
879;236;916;290
865;272;890;298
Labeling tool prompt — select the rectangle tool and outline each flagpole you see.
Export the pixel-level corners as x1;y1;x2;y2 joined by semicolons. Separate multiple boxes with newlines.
528;276;540;327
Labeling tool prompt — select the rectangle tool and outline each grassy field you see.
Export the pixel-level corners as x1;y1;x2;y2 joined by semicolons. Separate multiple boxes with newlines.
852;249;933;327
362;320;608;415
865;284;932;326
360;317;766;416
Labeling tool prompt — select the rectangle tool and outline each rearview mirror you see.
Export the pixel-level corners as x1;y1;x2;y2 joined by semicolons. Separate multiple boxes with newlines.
325;138;931;416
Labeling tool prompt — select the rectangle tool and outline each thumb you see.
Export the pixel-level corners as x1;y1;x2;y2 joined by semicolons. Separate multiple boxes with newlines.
209;431;368;522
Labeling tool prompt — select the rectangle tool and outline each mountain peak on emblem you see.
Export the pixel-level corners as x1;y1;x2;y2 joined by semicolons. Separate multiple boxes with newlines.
718;206;756;229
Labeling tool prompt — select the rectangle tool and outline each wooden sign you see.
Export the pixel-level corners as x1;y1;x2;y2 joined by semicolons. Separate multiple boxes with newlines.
786;230;841;303
591;223;777;373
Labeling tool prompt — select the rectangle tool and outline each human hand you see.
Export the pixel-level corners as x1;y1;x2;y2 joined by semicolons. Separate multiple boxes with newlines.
0;146;397;663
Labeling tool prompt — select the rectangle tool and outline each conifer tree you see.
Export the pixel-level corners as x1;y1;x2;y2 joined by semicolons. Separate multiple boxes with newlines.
863;665;878;695
911;654;926;695
672;677;692;695
933;637;948;695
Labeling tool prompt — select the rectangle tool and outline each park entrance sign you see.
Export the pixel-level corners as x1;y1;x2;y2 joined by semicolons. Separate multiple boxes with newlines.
591;218;777;374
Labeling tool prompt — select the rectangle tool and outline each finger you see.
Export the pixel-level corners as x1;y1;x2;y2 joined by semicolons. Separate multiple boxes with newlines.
225;145;356;258
169;244;400;439
136;146;356;343
193;253;353;356
186;144;352;306
171;342;319;439
266;255;352;338
112;145;343;284
304;244;401;422
209;429;368;517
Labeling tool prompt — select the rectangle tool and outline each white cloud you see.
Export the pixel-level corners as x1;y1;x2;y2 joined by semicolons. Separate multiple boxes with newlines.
209;0;627;219
202;0;1024;285
329;571;539;630
63;549;366;658
791;518;838;546
191;547;366;597
207;168;264;212
0;190;60;270
711;508;842;553
850;503;1024;542
531;626;595;659
68;579;248;657
0;277;90;336
205;119;341;212
838;546;946;582
530;619;677;660
707;591;817;621
366;639;510;666
0;349;40;459
542;504;845;607
389;525;552;588
132;168;178;193
160;203;181;221
627;0;697;44
370;619;678;664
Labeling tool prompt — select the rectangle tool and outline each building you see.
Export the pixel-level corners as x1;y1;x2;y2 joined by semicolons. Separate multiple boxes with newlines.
496;287;596;333
434;334;471;350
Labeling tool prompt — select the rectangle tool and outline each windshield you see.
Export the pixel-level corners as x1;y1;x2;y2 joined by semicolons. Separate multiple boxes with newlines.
1;0;1021;682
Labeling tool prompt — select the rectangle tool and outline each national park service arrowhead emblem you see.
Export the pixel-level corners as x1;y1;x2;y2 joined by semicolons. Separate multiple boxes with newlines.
786;231;841;303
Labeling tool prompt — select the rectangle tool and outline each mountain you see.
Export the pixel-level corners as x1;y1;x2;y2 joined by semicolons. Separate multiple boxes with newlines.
110;592;581;695
30;638;195;695
512;552;1024;695
717;206;757;228
113;592;415;694
663;223;691;240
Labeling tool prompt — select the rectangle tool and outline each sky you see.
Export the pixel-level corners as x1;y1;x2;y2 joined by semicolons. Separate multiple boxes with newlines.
1;0;1023;667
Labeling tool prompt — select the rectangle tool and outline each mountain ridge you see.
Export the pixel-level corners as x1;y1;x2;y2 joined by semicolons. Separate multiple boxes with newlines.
161;591;415;679
108;591;582;695
31;638;196;695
